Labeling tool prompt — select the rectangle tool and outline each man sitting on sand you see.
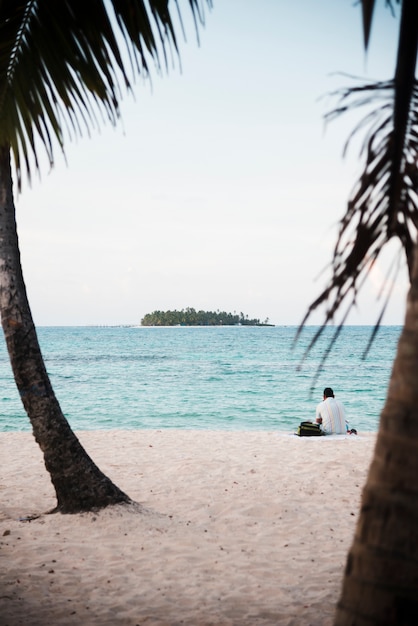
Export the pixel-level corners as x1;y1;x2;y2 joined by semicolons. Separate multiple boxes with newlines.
315;387;356;435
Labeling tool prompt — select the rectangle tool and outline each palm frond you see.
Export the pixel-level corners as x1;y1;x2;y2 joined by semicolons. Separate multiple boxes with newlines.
0;0;212;188
296;0;418;373
361;0;376;50
361;1;399;49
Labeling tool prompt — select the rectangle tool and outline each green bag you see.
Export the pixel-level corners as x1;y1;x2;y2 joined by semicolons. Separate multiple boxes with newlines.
296;421;323;437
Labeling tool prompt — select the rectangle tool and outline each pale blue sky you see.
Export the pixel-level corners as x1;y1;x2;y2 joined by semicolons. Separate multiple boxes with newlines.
15;0;407;326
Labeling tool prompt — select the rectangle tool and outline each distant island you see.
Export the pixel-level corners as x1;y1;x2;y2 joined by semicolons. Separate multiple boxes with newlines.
141;308;273;326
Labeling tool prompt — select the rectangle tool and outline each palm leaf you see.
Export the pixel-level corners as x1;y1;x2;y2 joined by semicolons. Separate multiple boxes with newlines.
296;0;418;370
362;1;399;49
361;0;376;49
0;0;211;188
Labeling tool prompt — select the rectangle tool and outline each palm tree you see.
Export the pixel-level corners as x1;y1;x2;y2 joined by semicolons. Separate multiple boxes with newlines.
297;0;418;622
0;1;209;513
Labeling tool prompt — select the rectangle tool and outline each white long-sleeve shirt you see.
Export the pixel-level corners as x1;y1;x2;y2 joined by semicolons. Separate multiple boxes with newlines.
315;397;348;435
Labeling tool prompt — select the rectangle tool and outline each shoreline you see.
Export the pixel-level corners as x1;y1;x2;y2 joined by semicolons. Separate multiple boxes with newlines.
0;426;380;434
0;430;376;625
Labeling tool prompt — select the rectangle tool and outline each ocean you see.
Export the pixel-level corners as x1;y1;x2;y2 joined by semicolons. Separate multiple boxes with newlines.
0;325;401;433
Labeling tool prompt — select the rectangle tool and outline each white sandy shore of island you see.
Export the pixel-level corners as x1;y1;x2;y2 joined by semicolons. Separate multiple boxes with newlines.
0;429;377;626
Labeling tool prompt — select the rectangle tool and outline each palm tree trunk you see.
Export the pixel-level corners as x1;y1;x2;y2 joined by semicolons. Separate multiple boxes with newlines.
334;244;418;624
0;145;130;513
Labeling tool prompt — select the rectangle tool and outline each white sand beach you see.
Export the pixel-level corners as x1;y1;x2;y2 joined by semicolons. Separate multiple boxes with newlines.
0;429;376;626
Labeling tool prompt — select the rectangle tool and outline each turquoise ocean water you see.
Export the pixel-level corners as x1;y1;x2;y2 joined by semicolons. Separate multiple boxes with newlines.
0;325;401;433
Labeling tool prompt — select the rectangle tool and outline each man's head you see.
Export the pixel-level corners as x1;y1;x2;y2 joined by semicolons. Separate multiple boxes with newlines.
323;387;334;399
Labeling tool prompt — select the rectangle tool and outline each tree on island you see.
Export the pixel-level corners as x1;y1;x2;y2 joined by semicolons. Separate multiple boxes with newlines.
0;1;210;514
141;307;271;326
299;1;418;623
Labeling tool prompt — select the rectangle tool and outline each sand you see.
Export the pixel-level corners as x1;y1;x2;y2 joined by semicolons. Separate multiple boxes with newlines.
0;429;376;626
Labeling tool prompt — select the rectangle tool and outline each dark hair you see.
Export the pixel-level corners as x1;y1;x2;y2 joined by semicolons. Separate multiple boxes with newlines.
323;387;334;398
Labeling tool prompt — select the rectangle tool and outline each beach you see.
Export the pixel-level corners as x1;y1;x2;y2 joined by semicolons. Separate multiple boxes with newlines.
0;429;376;625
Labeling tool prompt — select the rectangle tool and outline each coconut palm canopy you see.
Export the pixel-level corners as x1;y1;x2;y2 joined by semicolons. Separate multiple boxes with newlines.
0;0;209;189
297;0;418;371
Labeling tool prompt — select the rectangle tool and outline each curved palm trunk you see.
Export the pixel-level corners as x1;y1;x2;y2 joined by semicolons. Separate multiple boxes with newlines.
0;145;130;513
334;243;418;624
